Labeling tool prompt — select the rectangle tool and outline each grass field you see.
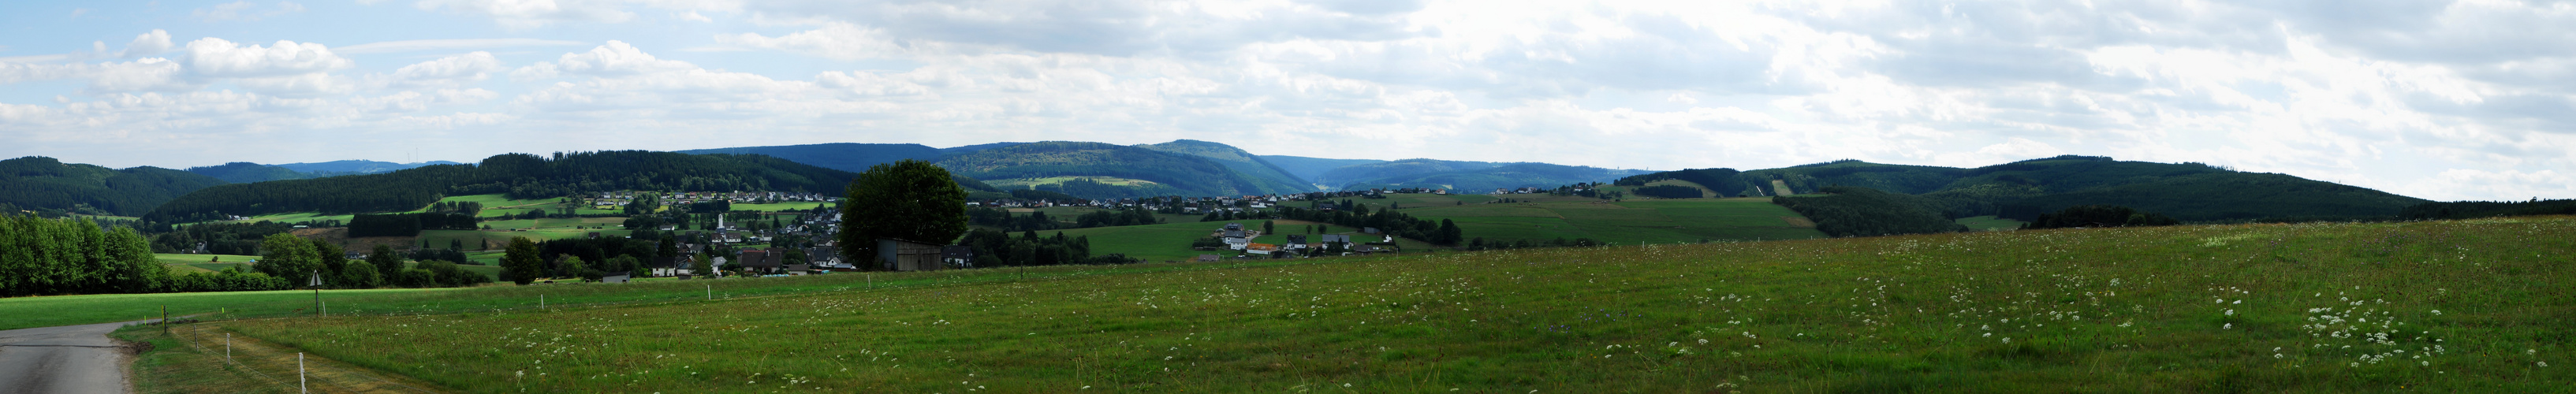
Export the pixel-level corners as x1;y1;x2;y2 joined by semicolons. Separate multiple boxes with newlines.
135;217;2572;392
732;202;831;212
1955;215;2027;232
237;212;354;225
410;194;570;218
154;254;260;273
1306;194;1827;244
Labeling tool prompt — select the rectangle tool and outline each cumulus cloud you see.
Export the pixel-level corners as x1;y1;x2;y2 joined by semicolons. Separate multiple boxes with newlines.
412;0;639;28
388;51;503;86
13;1;2576;201
511;40;693;80
180;38;353;78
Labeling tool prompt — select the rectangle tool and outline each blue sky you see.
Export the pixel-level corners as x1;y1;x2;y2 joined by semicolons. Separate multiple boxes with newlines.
4;1;2574;202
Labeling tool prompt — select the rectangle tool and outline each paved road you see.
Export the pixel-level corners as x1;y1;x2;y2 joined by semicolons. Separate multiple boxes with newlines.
0;319;157;394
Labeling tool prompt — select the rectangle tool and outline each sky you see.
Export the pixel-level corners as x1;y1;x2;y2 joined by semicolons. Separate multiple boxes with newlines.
2;1;2572;202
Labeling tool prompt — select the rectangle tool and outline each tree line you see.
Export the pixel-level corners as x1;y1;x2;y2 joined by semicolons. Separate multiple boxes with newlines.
1773;186;1967;237
1272;199;1463;246
347;213;479;237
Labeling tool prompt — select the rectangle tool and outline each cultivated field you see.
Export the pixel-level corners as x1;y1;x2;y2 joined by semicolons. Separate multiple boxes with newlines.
151;216;2574;392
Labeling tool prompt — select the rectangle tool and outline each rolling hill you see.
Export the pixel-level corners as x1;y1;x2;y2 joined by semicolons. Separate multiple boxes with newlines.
0;156;229;216
144;151;862;223
675;143;945;173
934;141;1306;198
273;160;465;175
185;162;324;184
1260;155;1385;184
1135;139;1315;193
1337;162;1651;192
1621;155;2429;222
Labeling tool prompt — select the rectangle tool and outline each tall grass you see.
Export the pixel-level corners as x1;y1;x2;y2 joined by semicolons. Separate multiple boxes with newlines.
185;217;2576;392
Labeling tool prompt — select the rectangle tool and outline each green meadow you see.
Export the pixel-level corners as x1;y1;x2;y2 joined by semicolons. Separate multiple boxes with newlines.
1302;194;1827;244
730;202;831;212
156;216;2574;392
1955;215;2028;232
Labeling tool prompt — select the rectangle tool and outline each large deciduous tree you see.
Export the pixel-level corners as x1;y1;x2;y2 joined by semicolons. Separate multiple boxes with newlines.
503;236;542;284
839;159;970;270
256;233;321;285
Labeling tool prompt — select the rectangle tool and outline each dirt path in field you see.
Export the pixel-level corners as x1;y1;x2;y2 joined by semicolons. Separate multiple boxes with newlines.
0;319;159;394
162;324;451;393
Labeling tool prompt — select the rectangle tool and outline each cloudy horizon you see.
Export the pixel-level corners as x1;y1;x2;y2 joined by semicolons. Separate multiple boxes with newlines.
4;1;2573;202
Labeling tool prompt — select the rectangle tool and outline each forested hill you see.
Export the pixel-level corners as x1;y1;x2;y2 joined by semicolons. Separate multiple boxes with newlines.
1262;155;1385;184
1322;159;1648;191
1342;162;1652;192
934;141;1297;198
185;162;324;183
0;157;229;217
1621;155;2430;221
676;143;945;173
1134;139;1314;193
144;151;859;223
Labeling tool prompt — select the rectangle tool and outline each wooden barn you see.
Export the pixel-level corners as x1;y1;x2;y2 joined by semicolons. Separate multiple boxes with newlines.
877;238;945;271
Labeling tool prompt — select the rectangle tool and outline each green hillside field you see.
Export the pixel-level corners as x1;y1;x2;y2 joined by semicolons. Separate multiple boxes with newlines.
71;216;2569;392
1044;219;1437;262
1296;193;1825;244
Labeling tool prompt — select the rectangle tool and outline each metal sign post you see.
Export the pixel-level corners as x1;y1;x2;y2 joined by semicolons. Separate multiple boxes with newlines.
309;272;323;317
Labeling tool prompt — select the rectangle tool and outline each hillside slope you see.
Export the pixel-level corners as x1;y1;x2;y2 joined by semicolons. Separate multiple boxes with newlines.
1625;155;2429;222
1135;139;1314;193
273;160;464;175
185;162;321;184
145;151;858;222
936;141;1299;198
1341;162;1650;192
1261;155;1385;184
677;143;945;173
0;156;229;216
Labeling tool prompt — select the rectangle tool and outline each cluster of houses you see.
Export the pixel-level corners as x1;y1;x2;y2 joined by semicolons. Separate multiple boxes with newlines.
967;188;1455;215
584;191;837;210
1195;222;1393;262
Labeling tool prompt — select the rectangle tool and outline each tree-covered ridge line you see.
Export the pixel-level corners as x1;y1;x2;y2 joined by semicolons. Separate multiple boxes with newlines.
1620;155;2429;224
144;151;863;223
936;141;1298;198
0;156;229;217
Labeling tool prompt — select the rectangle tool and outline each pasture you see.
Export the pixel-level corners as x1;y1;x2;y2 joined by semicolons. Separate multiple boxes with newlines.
731;202;831;212
159;216;2576;392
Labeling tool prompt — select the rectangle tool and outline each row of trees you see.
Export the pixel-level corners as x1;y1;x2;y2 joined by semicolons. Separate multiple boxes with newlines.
252;235;488;289
2022;205;2182;229
346;213;478;237
1;215;167;296
956;229;1133;266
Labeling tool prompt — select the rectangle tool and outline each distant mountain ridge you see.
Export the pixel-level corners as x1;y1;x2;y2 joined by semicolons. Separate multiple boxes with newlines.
274;160;466;175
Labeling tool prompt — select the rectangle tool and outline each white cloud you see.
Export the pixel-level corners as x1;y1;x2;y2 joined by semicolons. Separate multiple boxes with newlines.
511;40;692;80
117;30;172;58
412;0;639;28
335;38;587;54
388;52;503;86
181;38;353;78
